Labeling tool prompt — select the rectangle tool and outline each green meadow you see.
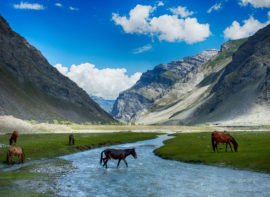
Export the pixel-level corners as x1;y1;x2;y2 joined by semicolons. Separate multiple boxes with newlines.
154;132;270;173
0;132;159;163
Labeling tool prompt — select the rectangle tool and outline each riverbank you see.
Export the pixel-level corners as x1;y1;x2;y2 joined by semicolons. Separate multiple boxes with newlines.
0;132;159;164
0;132;160;196
154;132;270;173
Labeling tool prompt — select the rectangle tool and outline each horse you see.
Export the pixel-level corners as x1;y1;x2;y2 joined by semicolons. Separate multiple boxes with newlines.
100;148;137;168
69;134;75;145
6;146;25;164
9;130;19;145
211;131;238;152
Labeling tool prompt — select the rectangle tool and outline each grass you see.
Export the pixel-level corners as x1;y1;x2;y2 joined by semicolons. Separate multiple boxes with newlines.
0;132;159;163
154;132;270;173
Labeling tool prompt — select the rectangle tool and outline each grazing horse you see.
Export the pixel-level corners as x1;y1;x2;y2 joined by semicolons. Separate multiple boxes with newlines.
100;148;137;168
69;134;75;145
9;130;19;145
212;131;238;152
6;146;25;164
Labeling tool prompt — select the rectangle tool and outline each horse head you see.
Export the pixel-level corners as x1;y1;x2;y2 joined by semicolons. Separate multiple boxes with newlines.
131;148;137;159
231;137;238;152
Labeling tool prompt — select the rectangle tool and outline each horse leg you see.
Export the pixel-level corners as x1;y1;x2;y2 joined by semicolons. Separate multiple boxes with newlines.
123;158;128;167
215;143;219;153
226;143;228;152
103;158;109;168
117;159;121;168
229;143;233;152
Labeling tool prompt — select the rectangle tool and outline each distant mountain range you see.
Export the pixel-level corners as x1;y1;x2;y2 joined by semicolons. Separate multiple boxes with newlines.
112;23;270;125
90;96;114;114
0;15;116;124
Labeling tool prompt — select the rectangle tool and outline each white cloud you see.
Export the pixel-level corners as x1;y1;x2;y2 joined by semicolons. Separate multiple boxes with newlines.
54;64;68;75
69;6;79;11
13;2;44;10
112;5;155;34
157;1;164;7
169;6;194;18
55;3;63;7
54;63;142;100
224;16;269;39
239;0;270;8
207;3;222;13
112;4;211;44
133;44;152;54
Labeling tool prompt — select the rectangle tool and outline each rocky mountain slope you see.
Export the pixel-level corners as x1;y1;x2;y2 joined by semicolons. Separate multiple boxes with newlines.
90;96;114;113
137;38;247;125
136;24;270;126
0;15;116;123
111;49;218;122
167;23;270;125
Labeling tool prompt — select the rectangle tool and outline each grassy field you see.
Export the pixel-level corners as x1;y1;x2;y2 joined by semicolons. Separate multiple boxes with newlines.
154;132;270;173
0;132;159;163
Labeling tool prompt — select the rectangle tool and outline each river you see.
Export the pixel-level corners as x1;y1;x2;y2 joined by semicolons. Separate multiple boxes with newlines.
56;136;270;197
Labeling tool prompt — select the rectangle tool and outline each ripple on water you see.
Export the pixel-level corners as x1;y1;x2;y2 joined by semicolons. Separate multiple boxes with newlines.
56;136;270;197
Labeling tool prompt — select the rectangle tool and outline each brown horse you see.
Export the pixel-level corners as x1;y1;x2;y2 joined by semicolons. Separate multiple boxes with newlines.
69;134;75;145
100;148;137;168
212;131;238;152
9;130;19;145
6;146;25;164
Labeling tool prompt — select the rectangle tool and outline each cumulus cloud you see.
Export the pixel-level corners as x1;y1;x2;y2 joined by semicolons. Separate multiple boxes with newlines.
169;6;194;18
55;3;63;7
112;4;211;44
112;5;155;34
239;0;270;8
132;44;152;54
207;3;222;13
54;63;142;100
13;2;45;10
224;16;269;39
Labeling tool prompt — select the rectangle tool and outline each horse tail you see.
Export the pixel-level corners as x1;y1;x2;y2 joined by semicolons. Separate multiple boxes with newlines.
100;151;104;165
21;148;25;163
211;132;215;152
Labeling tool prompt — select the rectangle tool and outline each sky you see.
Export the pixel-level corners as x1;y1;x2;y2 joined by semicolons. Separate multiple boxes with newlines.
0;0;270;99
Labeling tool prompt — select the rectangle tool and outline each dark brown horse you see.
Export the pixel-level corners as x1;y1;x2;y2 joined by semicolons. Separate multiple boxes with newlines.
9;130;19;145
69;134;75;145
100;148;137;168
6;146;25;164
212;131;238;152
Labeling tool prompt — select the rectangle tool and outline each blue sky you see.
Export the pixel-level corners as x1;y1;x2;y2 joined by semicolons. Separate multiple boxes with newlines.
0;0;270;99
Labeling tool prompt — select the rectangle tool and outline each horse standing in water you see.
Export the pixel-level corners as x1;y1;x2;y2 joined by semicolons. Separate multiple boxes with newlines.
212;131;238;152
6;146;25;164
100;148;137;168
9;130;19;145
69;134;75;145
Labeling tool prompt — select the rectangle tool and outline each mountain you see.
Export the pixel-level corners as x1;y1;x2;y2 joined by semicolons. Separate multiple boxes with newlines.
166;24;270;125
0;15;116;124
112;49;219;122
136;38;247;125
136;24;270;126
90;96;114;113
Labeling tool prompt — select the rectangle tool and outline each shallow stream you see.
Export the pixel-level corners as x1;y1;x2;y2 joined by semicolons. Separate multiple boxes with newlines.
55;136;270;197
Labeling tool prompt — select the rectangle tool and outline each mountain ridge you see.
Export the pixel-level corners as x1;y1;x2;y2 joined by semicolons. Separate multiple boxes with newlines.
0;15;116;123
